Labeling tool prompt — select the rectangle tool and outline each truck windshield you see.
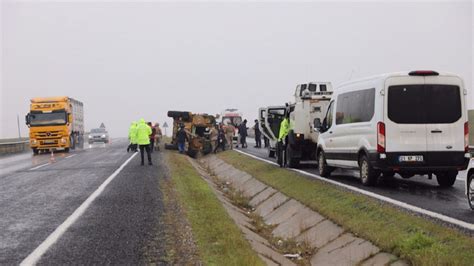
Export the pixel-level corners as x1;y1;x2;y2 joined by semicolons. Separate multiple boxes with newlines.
30;112;67;126
388;84;461;124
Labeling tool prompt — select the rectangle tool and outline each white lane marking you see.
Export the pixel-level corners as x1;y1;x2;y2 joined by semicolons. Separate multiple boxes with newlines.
457;177;466;181
234;149;474;231
20;152;138;266
29;163;50;171
65;154;77;159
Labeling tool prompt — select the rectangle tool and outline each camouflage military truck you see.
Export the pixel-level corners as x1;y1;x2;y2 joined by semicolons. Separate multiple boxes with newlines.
165;111;216;158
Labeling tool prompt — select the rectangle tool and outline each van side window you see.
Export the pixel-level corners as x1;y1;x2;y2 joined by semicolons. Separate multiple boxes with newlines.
336;88;375;124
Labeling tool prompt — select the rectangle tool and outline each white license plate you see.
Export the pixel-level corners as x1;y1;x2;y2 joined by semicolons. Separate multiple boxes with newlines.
399;155;423;162
44;140;56;144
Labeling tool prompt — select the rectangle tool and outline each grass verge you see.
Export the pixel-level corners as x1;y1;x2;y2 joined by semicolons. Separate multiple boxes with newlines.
218;151;474;266
166;151;264;266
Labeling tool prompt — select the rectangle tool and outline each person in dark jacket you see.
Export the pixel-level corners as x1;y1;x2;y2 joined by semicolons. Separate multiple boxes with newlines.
253;119;262;148
239;119;248;148
214;124;226;153
148;122;156;153
176;125;188;154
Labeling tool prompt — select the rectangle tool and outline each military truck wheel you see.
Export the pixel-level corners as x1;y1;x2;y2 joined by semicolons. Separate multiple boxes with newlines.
167;111;190;120
187;149;198;158
286;145;300;168
165;143;178;150
268;149;275;158
32;148;39;155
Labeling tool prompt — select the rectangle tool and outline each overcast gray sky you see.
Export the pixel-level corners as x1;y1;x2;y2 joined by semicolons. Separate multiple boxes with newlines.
1;0;472;138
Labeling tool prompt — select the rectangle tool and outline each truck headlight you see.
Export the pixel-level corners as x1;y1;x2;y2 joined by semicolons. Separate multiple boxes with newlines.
102;134;106;138
61;138;67;144
31;139;37;145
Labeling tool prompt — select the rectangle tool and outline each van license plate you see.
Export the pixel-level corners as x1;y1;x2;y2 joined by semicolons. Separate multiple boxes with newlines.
399;155;423;162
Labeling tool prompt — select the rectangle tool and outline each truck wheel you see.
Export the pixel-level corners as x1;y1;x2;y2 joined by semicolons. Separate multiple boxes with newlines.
32;148;39;155
286;145;300;168
65;148;70;153
268;149;275;158
70;136;76;150
436;171;457;188
318;151;332;177
359;155;379;186
187;149;198;158
468;174;474;210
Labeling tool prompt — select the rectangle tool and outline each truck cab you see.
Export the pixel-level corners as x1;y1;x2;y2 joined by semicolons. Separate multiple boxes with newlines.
26;97;84;154
286;82;333;167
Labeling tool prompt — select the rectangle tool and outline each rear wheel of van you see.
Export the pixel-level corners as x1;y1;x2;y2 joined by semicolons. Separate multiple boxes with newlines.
359;155;379;186
318;151;332;177
287;145;300;168
436;171;457;188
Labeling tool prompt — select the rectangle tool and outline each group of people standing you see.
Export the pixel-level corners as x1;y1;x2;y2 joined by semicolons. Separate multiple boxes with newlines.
127;119;162;165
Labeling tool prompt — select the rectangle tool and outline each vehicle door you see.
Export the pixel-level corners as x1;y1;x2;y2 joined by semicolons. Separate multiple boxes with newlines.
264;106;287;141
424;75;465;152
384;76;427;152
259;108;272;141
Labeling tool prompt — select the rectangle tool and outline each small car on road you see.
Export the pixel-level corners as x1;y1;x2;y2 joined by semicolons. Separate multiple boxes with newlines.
88;128;109;144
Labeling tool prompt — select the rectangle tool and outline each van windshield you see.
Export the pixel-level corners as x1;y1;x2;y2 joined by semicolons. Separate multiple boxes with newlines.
388;84;461;124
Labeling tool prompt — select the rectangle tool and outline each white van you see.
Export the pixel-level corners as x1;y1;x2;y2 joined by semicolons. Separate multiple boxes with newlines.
316;70;470;187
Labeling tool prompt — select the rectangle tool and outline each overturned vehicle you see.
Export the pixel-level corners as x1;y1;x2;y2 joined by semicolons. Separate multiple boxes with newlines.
165;111;216;158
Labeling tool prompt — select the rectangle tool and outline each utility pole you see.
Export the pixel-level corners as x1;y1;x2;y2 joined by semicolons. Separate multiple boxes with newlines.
17;114;21;139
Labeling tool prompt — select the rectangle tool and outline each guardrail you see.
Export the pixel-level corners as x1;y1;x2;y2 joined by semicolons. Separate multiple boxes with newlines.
0;140;29;155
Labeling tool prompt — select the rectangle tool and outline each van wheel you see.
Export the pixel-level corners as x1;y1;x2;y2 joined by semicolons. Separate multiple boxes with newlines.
436;171;457;188
287;145;300;168
359;155;379;186
318;151;332;177
468;174;474;210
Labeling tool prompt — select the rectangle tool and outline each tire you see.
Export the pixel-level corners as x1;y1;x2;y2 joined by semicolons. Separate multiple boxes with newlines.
382;171;395;178
70;135;76;150
165;143;178;150
286;145;300;168
167;111;190;120
32;148;39;155
468;174;474;210
268;149;275;158
187;149;198;158
65;148;70;153
318;151;332;177
359;155;379;186
436;171;457;188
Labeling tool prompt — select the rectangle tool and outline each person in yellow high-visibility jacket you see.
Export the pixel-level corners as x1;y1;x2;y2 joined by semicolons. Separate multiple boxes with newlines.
277;115;291;167
136;118;152;166
127;121;138;152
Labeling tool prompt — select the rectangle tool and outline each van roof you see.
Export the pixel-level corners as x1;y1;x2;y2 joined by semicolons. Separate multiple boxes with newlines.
336;70;462;89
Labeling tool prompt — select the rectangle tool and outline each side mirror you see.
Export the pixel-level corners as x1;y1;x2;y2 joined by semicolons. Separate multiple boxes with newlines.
25;114;31;126
313;118;322;131
68;113;72;124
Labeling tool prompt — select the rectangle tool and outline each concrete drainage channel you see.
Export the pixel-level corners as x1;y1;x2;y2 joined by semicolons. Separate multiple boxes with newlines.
190;155;407;266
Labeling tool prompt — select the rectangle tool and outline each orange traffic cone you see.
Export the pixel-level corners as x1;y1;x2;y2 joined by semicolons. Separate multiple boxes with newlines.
50;150;56;163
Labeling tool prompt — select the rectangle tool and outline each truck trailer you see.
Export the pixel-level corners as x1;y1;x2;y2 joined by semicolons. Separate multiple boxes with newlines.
26;97;84;154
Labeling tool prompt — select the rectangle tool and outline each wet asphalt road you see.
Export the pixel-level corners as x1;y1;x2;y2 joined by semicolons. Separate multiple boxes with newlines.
0;139;167;264
239;139;474;225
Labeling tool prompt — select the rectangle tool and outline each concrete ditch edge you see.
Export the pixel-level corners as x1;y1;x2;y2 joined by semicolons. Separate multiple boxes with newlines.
196;155;408;266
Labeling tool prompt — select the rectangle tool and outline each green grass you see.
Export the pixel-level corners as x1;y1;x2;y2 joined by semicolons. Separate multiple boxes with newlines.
166;151;264;266
219;151;474;266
